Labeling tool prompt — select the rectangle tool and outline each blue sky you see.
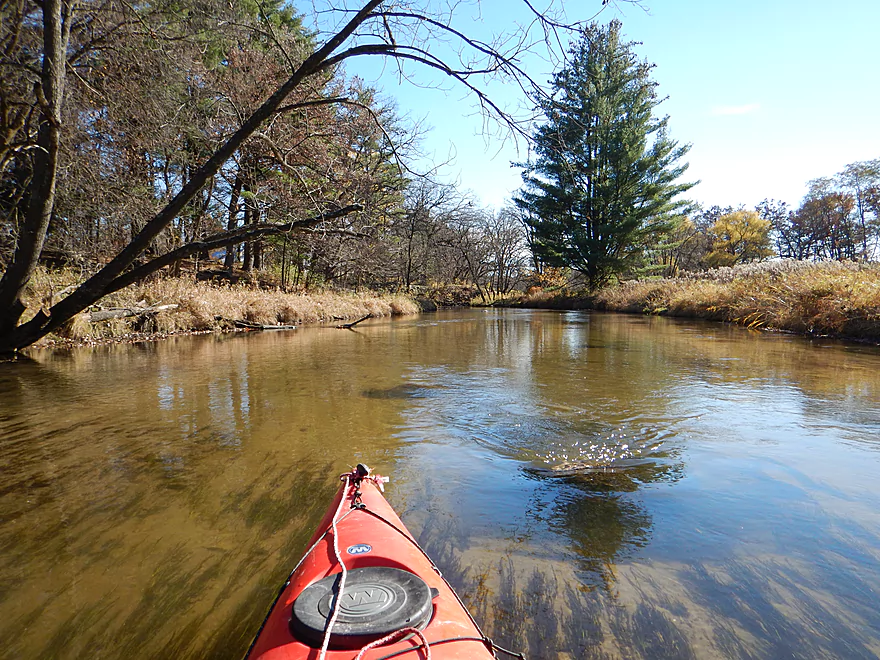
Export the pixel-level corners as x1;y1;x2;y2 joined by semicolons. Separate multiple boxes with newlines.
331;0;880;211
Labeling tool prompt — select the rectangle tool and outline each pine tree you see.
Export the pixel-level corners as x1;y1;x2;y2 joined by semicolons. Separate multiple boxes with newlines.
515;20;694;290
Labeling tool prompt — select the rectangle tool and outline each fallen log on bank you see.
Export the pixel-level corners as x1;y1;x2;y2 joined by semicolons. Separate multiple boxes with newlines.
89;304;178;323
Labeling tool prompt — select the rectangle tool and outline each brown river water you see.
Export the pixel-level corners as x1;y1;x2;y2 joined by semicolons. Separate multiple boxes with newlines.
1;309;880;659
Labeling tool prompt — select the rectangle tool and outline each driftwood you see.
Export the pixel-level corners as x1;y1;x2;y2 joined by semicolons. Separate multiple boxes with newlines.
89;304;178;323
336;314;371;330
233;319;297;331
527;457;657;478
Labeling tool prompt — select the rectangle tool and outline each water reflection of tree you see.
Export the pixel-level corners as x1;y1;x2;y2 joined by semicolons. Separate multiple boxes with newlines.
422;514;880;660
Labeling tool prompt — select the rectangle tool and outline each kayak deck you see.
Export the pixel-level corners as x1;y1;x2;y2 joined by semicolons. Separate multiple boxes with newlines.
246;466;502;660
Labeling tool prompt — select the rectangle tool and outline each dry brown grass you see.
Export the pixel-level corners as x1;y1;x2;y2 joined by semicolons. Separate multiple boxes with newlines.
520;260;880;341
19;268;420;343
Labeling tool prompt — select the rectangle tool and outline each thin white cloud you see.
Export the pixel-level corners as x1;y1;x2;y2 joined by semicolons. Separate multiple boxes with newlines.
711;103;761;116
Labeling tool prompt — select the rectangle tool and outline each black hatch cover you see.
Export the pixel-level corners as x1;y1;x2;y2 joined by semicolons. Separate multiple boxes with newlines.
291;566;435;649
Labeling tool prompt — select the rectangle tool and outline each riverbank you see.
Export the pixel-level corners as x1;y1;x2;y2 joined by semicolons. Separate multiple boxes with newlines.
514;260;880;343
22;269;421;349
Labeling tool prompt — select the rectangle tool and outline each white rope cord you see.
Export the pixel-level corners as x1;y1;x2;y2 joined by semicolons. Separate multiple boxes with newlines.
318;474;352;660
280;507;356;591
354;626;432;660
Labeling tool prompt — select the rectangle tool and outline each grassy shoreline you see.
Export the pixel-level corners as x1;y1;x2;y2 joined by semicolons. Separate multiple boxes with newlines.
17;260;880;349
513;260;880;343
22;270;421;350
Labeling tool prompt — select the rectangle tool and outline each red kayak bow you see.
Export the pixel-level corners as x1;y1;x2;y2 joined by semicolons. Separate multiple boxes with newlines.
246;465;517;660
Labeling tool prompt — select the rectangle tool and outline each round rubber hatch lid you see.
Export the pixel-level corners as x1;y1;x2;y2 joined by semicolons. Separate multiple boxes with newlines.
291;566;434;649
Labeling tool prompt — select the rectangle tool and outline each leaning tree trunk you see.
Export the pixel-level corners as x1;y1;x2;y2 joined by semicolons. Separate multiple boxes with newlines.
0;0;68;337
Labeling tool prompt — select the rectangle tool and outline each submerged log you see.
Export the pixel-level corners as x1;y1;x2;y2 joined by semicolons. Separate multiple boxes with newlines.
233;319;297;331
336;314;371;330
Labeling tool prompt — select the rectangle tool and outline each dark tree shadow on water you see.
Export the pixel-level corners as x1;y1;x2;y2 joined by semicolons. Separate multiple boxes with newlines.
416;510;700;660
679;554;880;660
0;460;337;660
410;438;880;660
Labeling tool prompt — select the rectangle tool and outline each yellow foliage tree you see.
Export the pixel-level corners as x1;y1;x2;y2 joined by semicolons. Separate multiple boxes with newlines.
705;210;774;267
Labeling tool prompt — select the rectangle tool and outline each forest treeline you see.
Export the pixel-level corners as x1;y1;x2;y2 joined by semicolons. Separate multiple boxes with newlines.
665;162;880;274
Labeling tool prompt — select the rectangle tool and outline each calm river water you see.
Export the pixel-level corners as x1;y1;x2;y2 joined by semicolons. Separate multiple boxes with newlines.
2;309;880;659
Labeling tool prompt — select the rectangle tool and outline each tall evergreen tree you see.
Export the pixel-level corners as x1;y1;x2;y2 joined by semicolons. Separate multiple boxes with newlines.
515;20;694;290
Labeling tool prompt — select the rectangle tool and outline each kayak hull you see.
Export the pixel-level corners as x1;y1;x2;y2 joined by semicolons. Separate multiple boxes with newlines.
246;470;496;660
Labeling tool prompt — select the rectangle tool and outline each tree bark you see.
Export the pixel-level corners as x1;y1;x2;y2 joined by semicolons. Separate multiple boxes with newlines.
0;0;586;353
243;199;254;272
0;0;68;336
253;236;262;271
223;172;243;269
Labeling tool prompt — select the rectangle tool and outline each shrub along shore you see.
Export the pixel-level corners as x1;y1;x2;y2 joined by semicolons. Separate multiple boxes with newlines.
22;268;421;349
514;260;880;343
